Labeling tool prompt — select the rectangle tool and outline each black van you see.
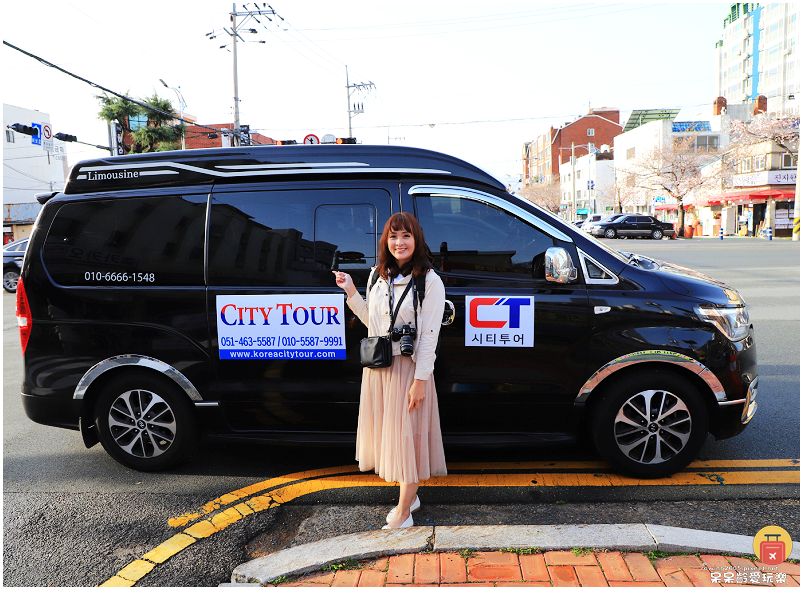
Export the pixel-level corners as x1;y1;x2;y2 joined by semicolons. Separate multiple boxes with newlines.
16;145;757;477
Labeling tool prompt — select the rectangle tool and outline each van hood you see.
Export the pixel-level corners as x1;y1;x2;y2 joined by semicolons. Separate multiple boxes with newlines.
654;260;744;306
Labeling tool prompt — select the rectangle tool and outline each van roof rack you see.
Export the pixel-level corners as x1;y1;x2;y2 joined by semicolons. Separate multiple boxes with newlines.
63;144;504;195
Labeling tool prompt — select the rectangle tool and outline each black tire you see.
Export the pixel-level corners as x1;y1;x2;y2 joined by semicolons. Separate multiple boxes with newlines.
94;370;197;471
591;370;708;478
604;228;617;239
3;266;19;293
651;229;663;240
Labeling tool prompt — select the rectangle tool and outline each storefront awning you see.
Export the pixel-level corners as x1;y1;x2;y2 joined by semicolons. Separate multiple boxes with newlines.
719;188;796;203
654;204;679;210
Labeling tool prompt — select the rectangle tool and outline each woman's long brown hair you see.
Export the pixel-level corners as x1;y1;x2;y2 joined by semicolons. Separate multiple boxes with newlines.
376;212;433;281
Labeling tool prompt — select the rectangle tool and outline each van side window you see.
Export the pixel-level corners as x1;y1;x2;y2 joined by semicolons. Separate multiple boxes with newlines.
315;204;377;270
42;195;206;286
209;189;385;287
414;194;555;280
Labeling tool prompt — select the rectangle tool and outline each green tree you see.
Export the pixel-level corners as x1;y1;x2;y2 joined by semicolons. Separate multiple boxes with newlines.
96;92;185;153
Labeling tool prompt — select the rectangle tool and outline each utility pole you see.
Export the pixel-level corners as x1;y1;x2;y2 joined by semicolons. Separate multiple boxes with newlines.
231;6;241;145
214;3;281;146
571;142;576;221
345;65;375;137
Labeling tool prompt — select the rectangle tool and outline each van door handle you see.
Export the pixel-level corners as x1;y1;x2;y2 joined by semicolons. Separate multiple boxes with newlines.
442;299;455;325
594;306;611;314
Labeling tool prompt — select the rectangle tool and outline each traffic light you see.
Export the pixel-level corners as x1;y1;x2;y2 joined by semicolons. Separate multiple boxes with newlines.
335;137;356;144
275;140;297;145
54;133;77;142
9;124;39;136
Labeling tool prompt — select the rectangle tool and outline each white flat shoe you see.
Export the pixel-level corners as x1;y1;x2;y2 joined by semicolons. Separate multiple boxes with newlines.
382;514;413;529
386;496;420;523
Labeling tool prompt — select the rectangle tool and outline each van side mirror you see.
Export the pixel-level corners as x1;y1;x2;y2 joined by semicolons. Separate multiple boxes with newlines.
545;247;578;284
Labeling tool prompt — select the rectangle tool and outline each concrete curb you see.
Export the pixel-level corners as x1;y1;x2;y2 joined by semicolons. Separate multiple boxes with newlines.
231;527;434;584
229;524;800;585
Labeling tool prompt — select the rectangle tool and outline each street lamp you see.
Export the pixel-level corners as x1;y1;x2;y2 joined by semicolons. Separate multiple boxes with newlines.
559;142;598;221
159;79;187;150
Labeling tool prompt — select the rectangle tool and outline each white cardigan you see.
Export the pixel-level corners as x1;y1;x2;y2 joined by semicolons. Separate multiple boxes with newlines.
347;268;445;381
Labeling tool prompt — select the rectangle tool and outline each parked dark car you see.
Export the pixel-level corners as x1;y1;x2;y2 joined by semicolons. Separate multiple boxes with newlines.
16;145;756;477
591;215;676;240
582;214;622;233
3;238;28;293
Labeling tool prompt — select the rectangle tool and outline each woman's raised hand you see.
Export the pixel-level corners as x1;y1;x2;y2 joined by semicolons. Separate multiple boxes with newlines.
333;271;357;298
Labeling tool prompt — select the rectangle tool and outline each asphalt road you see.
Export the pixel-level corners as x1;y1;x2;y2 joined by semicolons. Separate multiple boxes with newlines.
3;236;799;587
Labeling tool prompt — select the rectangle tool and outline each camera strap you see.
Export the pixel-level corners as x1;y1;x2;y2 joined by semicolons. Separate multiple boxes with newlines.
388;278;413;336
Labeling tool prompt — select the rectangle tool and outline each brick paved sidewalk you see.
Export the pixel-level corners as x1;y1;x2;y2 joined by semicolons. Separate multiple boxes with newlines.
275;550;800;587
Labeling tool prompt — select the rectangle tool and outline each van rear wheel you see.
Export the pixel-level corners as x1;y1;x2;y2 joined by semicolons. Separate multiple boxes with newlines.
94;371;196;471
591;370;708;478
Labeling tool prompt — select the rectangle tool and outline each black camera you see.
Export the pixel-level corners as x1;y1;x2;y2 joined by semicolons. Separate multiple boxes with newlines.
391;324;417;356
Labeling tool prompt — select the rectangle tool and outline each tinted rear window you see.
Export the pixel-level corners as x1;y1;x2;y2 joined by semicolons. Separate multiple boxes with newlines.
208;188;389;287
42;195;207;287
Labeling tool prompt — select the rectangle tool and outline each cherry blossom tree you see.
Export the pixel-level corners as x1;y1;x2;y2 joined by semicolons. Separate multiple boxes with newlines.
519;182;562;214
616;136;730;236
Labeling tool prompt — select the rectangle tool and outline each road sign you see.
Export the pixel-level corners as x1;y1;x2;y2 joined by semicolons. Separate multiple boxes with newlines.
42;124;52;140
31;123;42;146
304;134;319;145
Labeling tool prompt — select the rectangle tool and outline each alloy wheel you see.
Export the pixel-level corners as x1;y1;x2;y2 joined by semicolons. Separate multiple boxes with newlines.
107;388;177;458
613;389;692;465
3;270;19;292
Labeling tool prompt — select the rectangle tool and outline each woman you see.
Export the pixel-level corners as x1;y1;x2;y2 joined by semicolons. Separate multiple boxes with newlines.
333;212;447;529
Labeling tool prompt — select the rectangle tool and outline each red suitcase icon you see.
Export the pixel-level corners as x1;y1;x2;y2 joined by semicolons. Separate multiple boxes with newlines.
760;534;786;565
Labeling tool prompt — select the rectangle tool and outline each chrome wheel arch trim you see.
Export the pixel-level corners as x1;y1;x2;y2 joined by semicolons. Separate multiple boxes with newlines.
407;185;573;243
576;350;727;404
73;354;202;402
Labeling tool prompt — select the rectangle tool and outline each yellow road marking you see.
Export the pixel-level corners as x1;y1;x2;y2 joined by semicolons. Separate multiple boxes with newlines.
102;459;800;586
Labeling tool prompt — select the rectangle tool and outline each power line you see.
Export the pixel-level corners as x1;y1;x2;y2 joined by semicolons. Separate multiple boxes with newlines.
293;4;664;40
3;40;234;139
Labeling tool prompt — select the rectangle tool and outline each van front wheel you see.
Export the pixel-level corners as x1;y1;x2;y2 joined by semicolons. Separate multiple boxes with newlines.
591;371;708;478
94;371;197;471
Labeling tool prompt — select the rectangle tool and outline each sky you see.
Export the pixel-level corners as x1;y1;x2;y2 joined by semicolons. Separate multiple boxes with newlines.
3;1;730;185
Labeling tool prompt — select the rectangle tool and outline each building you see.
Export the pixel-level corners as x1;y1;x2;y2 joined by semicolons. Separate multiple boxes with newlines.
712;125;797;238
558;147;615;219
3;104;69;241
522;108;622;192
612;105;732;230
714;3;798;115
183;123;274;149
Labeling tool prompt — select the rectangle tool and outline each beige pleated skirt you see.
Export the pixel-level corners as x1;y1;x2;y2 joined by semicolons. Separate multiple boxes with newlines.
355;355;447;484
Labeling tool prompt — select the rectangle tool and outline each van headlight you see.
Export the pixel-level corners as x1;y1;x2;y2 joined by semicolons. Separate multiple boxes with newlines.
694;305;750;341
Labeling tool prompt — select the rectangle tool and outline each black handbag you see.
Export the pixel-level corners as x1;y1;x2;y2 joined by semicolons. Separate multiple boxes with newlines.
359;272;413;369
359;335;393;368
